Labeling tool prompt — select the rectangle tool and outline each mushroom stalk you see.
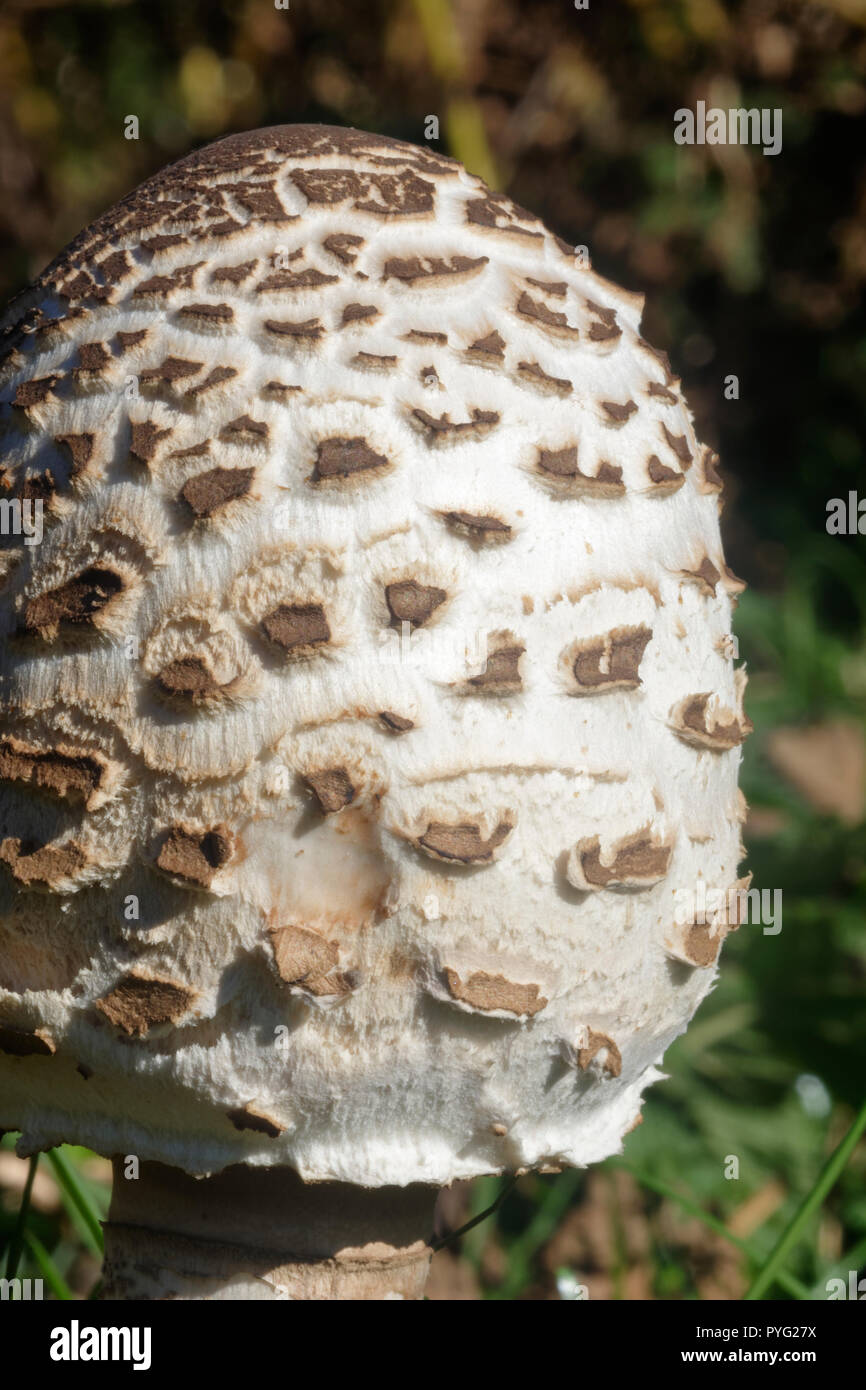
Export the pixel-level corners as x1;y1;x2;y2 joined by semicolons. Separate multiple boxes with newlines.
102;1161;437;1300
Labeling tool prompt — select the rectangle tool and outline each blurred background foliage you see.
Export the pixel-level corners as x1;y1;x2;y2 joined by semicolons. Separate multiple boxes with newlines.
1;0;865;1300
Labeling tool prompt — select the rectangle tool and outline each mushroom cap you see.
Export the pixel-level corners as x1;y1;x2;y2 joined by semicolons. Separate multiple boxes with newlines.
0;125;748;1183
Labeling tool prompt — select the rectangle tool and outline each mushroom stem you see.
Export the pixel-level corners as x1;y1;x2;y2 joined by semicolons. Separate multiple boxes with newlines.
102;1160;438;1300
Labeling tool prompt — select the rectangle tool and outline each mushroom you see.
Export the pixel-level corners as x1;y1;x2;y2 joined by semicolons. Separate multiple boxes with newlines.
0;124;748;1300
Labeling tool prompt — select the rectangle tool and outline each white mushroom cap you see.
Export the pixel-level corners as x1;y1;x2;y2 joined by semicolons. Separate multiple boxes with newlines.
0;125;749;1184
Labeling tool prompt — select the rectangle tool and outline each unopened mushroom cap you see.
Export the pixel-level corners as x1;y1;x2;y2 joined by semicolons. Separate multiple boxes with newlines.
0;125;748;1183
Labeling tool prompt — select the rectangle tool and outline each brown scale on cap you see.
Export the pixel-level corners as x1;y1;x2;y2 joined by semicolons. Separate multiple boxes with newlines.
647;381;678;404
0;738;109;809
378;710;414;733
601;399;638;424
95;974;197;1037
263;316;324;341
303;768;356;815
382;254;488;286
661;423;692;467
577;1030;622;1077
14;376;57;410
671;694;753;751
185;366;238;400
261;602;331;655
22;566;125;639
341;303;379;325
570;625;652;694
210;259;259;284
646;455;684;494
385;579;447;630
0;837;88;888
525;277;567;297
699;445;724;494
536;446;625;498
257;268;339;293
155;824;235;888
466;329;505;360
134;265;203;299
410;406;499;444
227;1105;285;1138
310;436;389;483
416;819;513;865
404;328;447;345
515;291;579;339
571;832;672;890
176;302;235;327
269;923;339;984
139;356;203;387
517;361;572;395
465;194;543;240
55;432;95;479
0;1023;56;1057
290;165;436;217
154;656;228;702
322;233;364;265
181;466;255;519
116;329;148;351
442;969;547;1018
678;923;725;968
220;414;268;443
466;637;525;695
680;556;721;596
441;510;512;543
76;341;111;374
129;421;172;465
352;351;398;371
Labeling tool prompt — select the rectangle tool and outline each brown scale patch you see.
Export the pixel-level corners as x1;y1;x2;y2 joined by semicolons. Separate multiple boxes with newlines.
155;656;225;702
257;268;339;293
536;446;625;497
573;833;672;888
352;351;398;370
681;557;721;595
139;356;203;385
587;319;622;343
14;376;57;409
230;184;292;222
220;414;268;443
227;1105;285;1138
571;625;652;693
185;366;238;399
181;465;254;518
95;974;196;1037
516;291;578;337
310;435;389;483
55;433;95;478
648;381;678;404
303;767;355;814
466;329;505;360
133;264;202;298
0;837;87;887
129;421;172;464
681;923;723;967
17;472;55;504
341;302;379;325
672;694;752;751
441;510;511;542
699;446;724;493
322;233;364;265
417;819;512;864
76;341;111;373
467;639;525;695
525;277;567;297
378;710;414;733
404;329;447;344
171;441;210;459
465;194;543;240
97;250;134;286
601;399;638;423
262;381;302;398
261;602;330;654
290;166;435;216
411;407;499;443
0;738;107;808
156;823;234;887
646;455;684;493
661;423;692;466
517;361;572;395
269;923;338;984
210;259;259;284
264;317;324;340
0;1023;56;1057
177;302;234;326
141;233;188;256
577;1029;622;1077
116;329;148;351
23;567;124;637
385;579;447;629
382;254;488;285
443;968;547;1017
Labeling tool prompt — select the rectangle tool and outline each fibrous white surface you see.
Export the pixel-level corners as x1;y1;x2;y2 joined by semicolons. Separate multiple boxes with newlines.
0;125;749;1184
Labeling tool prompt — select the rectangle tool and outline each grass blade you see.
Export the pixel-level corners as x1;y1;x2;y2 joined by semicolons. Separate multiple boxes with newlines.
745;1097;866;1300
45;1148;104;1256
23;1230;73;1301
4;1154;37;1280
